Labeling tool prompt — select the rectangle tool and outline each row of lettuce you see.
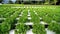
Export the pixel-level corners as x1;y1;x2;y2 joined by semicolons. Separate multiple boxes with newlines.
0;7;22;18
15;8;46;34
15;8;60;34
0;7;24;34
0;7;60;34
33;8;60;34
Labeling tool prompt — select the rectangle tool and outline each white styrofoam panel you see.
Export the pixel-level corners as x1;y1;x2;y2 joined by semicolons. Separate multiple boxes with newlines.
16;18;19;20
0;18;6;20
28;17;31;20
25;22;33;25
39;17;42;20
46;28;55;34
19;14;22;16
27;14;30;16
9;30;14;34
40;21;47;25
26;29;33;34
9;29;55;34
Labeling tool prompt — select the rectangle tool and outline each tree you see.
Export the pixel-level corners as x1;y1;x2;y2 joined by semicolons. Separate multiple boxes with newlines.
54;0;57;5
9;0;13;4
15;0;21;4
0;0;3;3
44;0;50;5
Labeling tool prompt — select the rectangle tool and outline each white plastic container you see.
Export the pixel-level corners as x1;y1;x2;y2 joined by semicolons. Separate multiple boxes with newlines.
9;28;55;34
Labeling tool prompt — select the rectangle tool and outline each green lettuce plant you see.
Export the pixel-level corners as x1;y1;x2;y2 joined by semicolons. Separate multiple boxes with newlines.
32;23;46;34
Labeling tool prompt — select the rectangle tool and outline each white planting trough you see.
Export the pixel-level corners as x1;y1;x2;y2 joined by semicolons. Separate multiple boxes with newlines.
16;18;20;20
28;17;31;20
0;18;6;20
9;28;55;34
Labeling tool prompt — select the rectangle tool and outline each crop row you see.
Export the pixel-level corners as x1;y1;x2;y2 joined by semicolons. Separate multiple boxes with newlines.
0;8;24;34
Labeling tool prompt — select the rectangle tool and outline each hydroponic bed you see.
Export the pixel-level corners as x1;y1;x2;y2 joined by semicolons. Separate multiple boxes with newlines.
0;4;60;34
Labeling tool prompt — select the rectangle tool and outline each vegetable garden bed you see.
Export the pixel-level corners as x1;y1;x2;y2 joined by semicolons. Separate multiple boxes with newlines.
0;5;60;34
